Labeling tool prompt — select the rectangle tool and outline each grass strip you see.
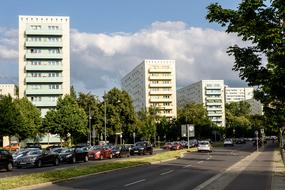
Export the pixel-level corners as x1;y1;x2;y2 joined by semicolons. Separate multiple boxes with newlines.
0;148;195;190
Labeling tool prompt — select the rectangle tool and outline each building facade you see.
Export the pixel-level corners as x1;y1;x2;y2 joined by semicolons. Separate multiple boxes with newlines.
0;84;17;98
19;16;70;117
224;86;254;103
121;59;177;119
177;80;225;127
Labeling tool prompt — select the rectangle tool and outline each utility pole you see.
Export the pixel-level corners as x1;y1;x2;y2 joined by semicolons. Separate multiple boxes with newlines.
89;106;91;145
104;94;107;143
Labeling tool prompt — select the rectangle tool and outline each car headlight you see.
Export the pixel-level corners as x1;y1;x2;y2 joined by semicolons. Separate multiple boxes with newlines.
139;147;144;150
66;154;72;158
28;156;37;161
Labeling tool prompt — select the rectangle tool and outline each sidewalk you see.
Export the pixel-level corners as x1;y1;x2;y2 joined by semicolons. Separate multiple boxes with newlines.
271;149;285;190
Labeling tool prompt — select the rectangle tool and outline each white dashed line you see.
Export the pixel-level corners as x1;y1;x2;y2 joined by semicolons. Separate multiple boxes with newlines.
183;164;192;168
198;161;204;164
160;170;174;176
124;179;146;187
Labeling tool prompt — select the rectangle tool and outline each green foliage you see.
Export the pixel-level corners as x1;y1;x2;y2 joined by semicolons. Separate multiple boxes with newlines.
177;102;214;139
14;98;42;140
101;88;138;143
43;95;88;143
207;0;285;126
0;95;19;137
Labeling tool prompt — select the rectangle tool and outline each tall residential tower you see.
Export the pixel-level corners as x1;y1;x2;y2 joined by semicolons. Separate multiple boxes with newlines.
177;80;225;127
19;16;70;116
121;60;177;119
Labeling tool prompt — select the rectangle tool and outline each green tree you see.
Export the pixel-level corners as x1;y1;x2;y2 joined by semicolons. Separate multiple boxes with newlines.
43;95;88;144
77;92;102;144
14;97;42;141
207;0;285;126
177;102;213;139
137;107;157;142
0;95;20;141
102;88;137;143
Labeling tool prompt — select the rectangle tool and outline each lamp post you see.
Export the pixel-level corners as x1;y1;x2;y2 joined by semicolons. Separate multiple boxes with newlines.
89;106;92;145
104;96;107;143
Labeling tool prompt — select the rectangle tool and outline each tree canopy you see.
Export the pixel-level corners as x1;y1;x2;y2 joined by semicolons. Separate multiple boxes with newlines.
207;0;285;125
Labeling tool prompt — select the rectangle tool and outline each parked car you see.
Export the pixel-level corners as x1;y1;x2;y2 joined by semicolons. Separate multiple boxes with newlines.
111;146;130;158
88;146;113;160
236;138;246;144
162;142;173;150
197;141;212;152
0;149;13;171
14;149;60;168
224;138;234;147
58;147;89;163
130;141;153;155
24;143;42;149
170;142;183;150
3;143;20;152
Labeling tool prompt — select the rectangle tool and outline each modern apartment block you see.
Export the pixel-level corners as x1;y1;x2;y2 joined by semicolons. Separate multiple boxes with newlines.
224;86;254;103
121;59;177;119
19;16;70;117
0;84;17;98
177;80;225;127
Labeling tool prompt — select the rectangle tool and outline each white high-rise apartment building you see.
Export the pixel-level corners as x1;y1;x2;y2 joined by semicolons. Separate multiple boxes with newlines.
121;59;177;119
19;16;70;116
225;86;254;103
177;80;225;127
0;84;16;98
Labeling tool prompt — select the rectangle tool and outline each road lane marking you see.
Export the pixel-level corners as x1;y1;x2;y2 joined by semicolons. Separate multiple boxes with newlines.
206;157;210;160
124;179;146;187
197;161;204;164
160;170;174;176
183;164;192;168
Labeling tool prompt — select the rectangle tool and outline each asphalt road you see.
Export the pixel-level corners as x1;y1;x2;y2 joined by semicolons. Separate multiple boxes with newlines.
34;143;258;190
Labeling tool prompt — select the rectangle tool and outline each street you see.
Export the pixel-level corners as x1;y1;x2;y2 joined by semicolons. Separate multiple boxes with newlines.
31;142;273;190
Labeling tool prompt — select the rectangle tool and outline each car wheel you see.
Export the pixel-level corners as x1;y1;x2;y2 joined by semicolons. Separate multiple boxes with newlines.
36;160;42;168
6;162;13;171
72;157;76;164
84;155;88;162
54;158;59;166
100;155;104;160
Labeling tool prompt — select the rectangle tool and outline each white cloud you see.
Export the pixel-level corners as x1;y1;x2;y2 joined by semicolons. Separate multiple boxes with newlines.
70;21;247;96
0;21;248;95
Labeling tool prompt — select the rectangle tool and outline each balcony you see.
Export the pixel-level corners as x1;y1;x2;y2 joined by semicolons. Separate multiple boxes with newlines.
26;65;63;71
206;102;223;106
206;107;222;111
149;98;172;103
149;83;172;88
206;96;222;100
149;75;172;80
25;89;63;95
25;41;62;47
149;90;172;95
25;26;62;36
26;77;63;83
32;101;57;107
205;86;222;90
208;112;223;117
149;68;172;73
26;52;63;59
205;90;221;95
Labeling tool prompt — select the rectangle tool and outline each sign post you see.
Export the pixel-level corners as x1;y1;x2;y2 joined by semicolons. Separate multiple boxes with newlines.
255;130;259;152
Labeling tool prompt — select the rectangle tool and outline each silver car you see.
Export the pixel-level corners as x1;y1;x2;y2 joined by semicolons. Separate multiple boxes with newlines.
197;141;212;152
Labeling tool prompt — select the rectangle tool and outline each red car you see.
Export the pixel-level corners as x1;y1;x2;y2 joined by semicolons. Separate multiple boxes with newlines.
162;142;173;150
88;146;113;160
170;142;182;150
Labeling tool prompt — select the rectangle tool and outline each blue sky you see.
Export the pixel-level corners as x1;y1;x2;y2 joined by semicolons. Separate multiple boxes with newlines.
0;0;239;32
0;0;247;96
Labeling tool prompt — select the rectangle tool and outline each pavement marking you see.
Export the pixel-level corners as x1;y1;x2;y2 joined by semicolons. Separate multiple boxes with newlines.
198;161;204;164
124;179;146;187
206;157;210;160
160;170;174;176
183;164;192;168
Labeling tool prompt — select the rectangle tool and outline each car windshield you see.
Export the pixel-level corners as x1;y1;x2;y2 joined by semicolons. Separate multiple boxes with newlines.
91;146;102;150
199;141;209;145
135;142;146;146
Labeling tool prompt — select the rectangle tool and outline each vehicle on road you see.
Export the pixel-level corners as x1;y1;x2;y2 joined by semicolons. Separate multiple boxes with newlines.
24;143;42;149
58;147;89;163
235;138;246;144
88;146;113;160
14;149;60;168
170;142;183;150
130;141;153;155
162;142;173;150
0;149;13;171
3;143;20;152
224;138;234;147
111;146;130;158
197;141;212;152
